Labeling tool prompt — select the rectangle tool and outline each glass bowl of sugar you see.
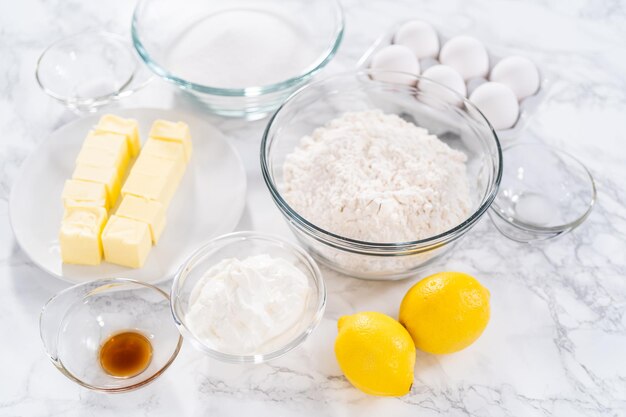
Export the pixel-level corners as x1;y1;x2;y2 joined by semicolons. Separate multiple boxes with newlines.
261;70;503;280
132;0;344;120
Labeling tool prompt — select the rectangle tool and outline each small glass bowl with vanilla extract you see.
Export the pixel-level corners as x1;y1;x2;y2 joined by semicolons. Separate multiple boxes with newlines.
39;278;182;393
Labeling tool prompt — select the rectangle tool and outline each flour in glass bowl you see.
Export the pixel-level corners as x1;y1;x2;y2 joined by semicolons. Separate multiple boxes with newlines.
282;110;472;243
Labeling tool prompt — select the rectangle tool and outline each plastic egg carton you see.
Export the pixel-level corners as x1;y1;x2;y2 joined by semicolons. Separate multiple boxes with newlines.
356;21;550;141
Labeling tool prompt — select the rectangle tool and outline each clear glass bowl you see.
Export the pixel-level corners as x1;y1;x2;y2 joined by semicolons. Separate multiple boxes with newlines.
261;70;502;280
131;0;344;119
171;231;326;363
39;279;182;392
36;31;152;113
488;143;596;242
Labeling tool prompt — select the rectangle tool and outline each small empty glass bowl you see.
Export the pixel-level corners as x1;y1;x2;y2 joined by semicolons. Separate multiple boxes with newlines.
132;0;344;119
36;31;152;113
171;231;326;363
39;278;182;393
488;143;596;242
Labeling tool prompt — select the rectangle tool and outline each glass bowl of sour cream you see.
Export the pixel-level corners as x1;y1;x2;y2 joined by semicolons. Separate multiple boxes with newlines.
171;231;326;363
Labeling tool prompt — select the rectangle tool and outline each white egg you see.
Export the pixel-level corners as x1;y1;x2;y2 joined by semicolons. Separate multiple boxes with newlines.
490;56;540;100
394;20;440;59
469;82;519;130
439;35;489;80
419;64;466;105
369;45;420;85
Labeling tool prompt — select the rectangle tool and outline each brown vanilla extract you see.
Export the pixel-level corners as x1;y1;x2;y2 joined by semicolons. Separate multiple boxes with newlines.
99;331;153;378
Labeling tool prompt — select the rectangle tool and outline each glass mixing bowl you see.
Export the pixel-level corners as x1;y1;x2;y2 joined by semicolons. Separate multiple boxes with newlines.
36;31;153;113
489;143;596;242
261;70;502;280
171;231;326;363
132;0;344;119
39;279;182;392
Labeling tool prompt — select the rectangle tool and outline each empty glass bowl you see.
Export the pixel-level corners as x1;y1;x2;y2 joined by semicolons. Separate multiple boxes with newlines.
261;70;502;280
39;278;182;392
488;143;596;242
132;0;344;119
36;31;152;113
171;231;326;363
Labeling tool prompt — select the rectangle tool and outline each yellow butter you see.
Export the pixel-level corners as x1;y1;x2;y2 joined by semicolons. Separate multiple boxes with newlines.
132;153;185;186
83;130;130;172
149;120;192;161
62;179;108;209
116;195;166;244
142;137;187;168
59;206;108;265
72;165;121;208
95;114;141;157
76;146;127;179
121;171;178;207
102;215;152;268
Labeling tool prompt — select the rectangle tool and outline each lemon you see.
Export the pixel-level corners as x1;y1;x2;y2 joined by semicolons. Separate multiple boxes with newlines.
399;272;490;354
334;312;415;396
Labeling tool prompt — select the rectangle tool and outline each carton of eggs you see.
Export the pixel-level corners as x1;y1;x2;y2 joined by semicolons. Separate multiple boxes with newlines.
360;19;547;138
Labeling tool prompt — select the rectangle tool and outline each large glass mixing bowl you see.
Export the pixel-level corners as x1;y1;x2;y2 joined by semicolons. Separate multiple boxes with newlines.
261;70;503;279
132;0;344;119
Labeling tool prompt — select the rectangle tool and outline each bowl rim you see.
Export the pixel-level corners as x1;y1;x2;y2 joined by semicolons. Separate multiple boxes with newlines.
490;142;596;233
131;0;345;97
35;31;137;106
170;231;327;363
39;278;184;393
260;70;503;252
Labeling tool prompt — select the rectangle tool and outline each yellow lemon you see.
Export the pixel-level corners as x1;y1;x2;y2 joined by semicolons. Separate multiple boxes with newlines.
334;312;415;396
399;272;490;354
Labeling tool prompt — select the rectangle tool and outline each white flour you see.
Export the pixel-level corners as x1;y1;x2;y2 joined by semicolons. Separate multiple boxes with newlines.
283;110;471;243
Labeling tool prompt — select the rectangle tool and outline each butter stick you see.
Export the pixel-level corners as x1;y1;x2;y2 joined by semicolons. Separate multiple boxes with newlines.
149;120;192;161
62;179;108;210
59;206;108;265
95;114;141;157
116;195;166;244
101;215;152;268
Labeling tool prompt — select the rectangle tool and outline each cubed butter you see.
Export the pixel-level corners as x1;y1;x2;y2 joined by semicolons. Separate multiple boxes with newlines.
72;165;121;207
132;154;185;186
142;137;187;167
83;130;130;171
59;206;108;265
116;195;166;243
62;179;108;209
121;171;178;207
102;215;152;268
95;114;141;157
76;146;127;179
149;120;192;161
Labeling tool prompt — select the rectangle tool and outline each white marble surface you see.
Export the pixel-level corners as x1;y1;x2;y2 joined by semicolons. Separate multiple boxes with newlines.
1;0;626;416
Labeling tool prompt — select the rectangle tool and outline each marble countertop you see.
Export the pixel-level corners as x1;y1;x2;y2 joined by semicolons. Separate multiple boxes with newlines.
1;0;625;416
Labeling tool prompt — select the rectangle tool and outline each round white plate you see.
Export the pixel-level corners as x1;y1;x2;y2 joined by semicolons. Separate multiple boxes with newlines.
9;108;247;284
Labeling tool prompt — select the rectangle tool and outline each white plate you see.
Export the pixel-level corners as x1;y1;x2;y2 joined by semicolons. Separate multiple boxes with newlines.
9;108;247;284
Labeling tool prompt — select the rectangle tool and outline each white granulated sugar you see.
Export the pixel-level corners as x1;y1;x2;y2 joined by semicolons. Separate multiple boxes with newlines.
283;110;471;243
